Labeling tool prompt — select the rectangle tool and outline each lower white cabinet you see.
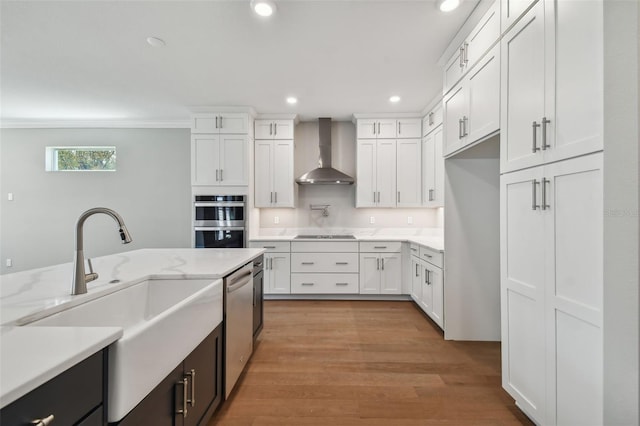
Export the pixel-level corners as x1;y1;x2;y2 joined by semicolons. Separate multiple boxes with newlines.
290;242;359;294
410;254;422;303
359;252;401;295
500;153;603;425
264;253;291;294
291;274;359;294
409;244;444;330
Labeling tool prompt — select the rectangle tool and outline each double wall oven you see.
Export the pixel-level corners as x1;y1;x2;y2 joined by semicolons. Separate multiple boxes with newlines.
194;195;246;248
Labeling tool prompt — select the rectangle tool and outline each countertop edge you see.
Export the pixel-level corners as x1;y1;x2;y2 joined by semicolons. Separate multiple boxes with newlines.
249;236;444;252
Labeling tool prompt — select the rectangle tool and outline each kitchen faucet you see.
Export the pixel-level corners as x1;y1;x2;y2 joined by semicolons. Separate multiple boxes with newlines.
72;207;132;295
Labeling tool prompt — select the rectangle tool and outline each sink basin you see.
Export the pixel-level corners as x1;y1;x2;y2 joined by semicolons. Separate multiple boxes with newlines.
28;277;223;422
294;234;356;239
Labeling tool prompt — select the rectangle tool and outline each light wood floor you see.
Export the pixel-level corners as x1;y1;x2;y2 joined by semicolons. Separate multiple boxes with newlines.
209;300;533;426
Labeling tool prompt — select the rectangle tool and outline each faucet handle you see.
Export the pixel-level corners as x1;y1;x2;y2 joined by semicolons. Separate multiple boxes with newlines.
87;258;94;274
85;258;98;283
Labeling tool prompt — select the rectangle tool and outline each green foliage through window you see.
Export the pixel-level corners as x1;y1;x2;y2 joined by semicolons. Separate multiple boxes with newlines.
46;147;116;171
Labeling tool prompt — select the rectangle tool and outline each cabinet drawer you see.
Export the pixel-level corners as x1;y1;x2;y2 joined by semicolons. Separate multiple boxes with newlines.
419;246;443;268
1;350;104;426
291;274;359;294
359;241;402;253
291;253;358;273
249;241;290;252
291;241;359;253
408;243;420;256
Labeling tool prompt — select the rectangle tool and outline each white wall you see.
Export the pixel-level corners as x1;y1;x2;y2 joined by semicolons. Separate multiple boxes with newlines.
258;121;439;230
0;128;192;274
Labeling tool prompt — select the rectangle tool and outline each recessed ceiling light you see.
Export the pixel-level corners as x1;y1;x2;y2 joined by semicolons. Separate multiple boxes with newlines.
389;95;401;103
251;0;276;17
286;97;298;104
437;0;461;12
146;37;166;47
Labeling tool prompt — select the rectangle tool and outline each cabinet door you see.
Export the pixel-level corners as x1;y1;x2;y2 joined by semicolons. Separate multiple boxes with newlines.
544;154;603;426
432;127;444;207
410;257;423;304
443;83;466;156
269;254;291;294
396;139;421;207
467;45;500;145
183;326;223;426
272;120;294;140
500;1;546;173
191;135;220;186
500;165;546;424
429;266;444;329
443;45;466;95
254;120;274;140
375;140;397;207
501;0;538;32
218;113;249;134
359;254;380;294
423;104;444;135
421;265;433;315
356;140;377;207
380;254;401;294
357;119;378;139
396;118;422;139
422;133;435;207
376;119;397;139
466;0;500;67
272;140;294;207
254;141;273;207
219;135;248;185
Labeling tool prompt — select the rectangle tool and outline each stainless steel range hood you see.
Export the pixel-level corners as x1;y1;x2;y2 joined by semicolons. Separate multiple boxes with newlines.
296;118;355;185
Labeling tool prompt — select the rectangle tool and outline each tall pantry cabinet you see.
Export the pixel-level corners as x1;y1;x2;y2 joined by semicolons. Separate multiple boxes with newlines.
499;0;604;425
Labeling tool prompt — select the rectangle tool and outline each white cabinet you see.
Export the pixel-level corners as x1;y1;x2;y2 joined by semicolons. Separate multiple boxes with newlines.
191;134;248;186
422;126;444;207
501;0;537;32
422;104;443;137
422;261;444;329
443;45;500;157
356;140;397;207
396;139;422;207
356;119;397;139
290;241;359;295
443;1;500;95
359;242;401;295
501;153;603;425
396;118;422;139
254;119;294;140
191;113;249;135
500;0;603;173
249;242;291;294
254;140;294;208
410;252;422;303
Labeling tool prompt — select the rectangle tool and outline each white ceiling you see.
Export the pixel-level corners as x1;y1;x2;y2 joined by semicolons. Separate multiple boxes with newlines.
0;0;479;123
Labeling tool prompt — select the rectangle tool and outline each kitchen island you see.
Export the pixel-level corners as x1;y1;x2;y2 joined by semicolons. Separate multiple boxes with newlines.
0;248;264;423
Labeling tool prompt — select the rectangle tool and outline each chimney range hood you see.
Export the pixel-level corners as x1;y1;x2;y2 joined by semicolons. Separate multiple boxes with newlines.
296;118;355;185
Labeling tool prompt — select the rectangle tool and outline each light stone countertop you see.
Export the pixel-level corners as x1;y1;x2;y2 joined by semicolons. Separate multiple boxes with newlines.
0;248;264;409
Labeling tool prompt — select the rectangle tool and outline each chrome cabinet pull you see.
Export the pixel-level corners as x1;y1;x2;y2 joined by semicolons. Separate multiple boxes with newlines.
542;178;550;210
429;189;434;201
377;191;380;203
429;112;434;126
301;282;314;286
336;282;349;286
459;46;465;67
301;262;315;265
381;258;385;270
336;262;348;265
532;121;541;153
462;116;468;136
376;258;380;270
270;192;273;203
411;247;417;252
269;123;273;135
215;116;219;129
542;117;551;150
377;122;380;134
459;118;464;139
463;42;469;64
176;377;188;417
425;269;428;284
372;123;376;135
416;264;419;277
274;123;277;135
374;246;387;249
31;415;54;426
274;192;277;203
424;254;433;259
398;121;401;135
220;169;223;181
531;179;540;210
427;270;431;285
264;245;276;249
186;369;196;407
218;116;223;129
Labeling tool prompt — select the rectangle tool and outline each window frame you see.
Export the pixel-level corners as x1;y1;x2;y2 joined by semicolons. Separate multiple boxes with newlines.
45;146;117;172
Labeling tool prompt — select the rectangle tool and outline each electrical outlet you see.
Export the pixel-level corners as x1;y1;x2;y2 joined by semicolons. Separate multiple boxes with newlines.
370;216;375;224
274;216;280;224
6;258;12;267
7;193;13;201
407;216;413;224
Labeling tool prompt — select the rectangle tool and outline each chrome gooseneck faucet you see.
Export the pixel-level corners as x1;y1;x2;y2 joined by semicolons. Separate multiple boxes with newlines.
72;207;132;295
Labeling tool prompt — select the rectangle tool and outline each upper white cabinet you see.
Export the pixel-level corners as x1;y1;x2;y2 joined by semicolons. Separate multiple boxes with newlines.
422;126;444;207
191;113;249;135
500;0;603;173
396;139;422;207
501;0;537;32
356;118;421;139
444;45;500;157
191;134;248;186
254;119;294;140
443;1;500;95
254;140;295;208
422;103;443;137
356;140;397;207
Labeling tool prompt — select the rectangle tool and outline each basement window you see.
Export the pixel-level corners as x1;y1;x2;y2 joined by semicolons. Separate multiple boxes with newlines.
45;146;116;172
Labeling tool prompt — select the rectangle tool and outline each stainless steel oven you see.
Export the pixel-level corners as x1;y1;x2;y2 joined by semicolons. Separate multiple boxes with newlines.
194;195;246;248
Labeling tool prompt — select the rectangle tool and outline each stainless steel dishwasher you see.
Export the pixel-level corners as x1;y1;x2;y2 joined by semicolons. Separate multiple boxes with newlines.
224;262;254;399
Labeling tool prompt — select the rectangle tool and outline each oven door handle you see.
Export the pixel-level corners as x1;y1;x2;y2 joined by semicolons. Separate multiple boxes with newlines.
194;226;245;231
194;202;245;207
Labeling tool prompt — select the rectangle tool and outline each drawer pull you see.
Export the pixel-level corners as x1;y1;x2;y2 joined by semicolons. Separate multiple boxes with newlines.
176;377;188;417
424;254;433;258
374;246;387;249
301;282;315;286
335;282;349;286
411;247;417;252
335;262;349;265
186;369;196;407
264;246;276;249
301;262;315;265
31;415;54;426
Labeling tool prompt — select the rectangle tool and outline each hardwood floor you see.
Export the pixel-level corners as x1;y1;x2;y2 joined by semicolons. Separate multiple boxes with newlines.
208;300;533;426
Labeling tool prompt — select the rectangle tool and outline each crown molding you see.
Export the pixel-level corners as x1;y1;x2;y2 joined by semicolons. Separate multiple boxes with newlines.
0;119;191;129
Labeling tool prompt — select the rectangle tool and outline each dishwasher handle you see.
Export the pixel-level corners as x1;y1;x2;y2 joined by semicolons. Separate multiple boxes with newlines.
226;264;253;293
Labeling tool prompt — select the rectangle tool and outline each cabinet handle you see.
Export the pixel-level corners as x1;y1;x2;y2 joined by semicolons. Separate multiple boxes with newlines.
31;415;54;426
459;45;465;67
427;269;431;285
301;282;314;286
377;191;380;203
270;192;273;203
542;117;551;150
377;122;380;134
411;247;417;252
269;257;273;269
301;262;315;265
398;121;401;135
458;118;464;139
463;42;469;64
381;258;385;270
274;123;277;135
429;112;434;126
416;264;419;277
372;123;376;135
215;116;219;129
532;121;541;153
336;262;349;265
374;246;387;249
425;269;429;284
373;191;376;203
429;189;434;201
218;116;223;129
463;116;468;137
264;245;276;249
186;369;196;407
376;258;380;270
424;254;433;258
253;284;256;307
274;192;277;203
269;123;273;135
220;169;223;181
531;179;540;210
542;177;550;210
336;282;349;286
176;377;188;417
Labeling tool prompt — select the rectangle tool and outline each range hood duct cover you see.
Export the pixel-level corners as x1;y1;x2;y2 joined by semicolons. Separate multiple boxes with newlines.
296;118;355;185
